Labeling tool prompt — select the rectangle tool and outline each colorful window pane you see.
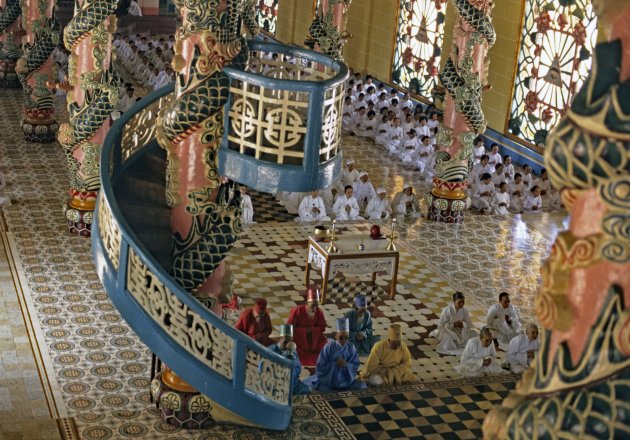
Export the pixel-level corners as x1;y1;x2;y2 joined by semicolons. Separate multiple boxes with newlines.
255;0;279;35
508;1;597;147
391;0;447;97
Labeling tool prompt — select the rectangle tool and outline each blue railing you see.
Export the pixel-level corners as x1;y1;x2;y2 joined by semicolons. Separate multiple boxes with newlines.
93;85;295;430
220;40;348;193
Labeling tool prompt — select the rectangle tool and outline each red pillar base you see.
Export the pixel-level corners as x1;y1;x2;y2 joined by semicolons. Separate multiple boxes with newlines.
0;59;21;88
425;191;470;224
22;119;58;143
150;370;216;429
63;190;97;237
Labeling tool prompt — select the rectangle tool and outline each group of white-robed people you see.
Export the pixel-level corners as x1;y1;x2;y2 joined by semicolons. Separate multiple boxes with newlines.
293;160;422;222
430;291;540;376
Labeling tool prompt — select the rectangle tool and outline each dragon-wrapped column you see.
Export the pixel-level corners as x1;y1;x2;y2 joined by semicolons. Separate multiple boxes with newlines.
58;0;119;236
16;0;60;142
0;0;22;88
483;1;630;438
305;0;352;60
425;0;495;223
151;0;252;427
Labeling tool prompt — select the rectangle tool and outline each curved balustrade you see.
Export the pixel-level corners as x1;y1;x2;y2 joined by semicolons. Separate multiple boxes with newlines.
220;40;348;193
93;85;294;430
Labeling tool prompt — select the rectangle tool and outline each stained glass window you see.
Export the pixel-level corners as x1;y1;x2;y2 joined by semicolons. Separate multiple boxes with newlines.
508;0;597;147
255;0;279;35
391;0;447;97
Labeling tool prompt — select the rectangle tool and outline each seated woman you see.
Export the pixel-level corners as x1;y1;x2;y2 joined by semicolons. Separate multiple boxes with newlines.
287;288;328;367
454;327;507;377
429;292;478;356
361;324;417;386
344;294;379;355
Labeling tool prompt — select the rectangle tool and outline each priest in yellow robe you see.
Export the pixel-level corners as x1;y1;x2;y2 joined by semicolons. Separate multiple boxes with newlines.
360;324;417;386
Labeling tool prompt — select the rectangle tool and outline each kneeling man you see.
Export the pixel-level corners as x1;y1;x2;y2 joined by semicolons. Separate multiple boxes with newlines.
361;324;417;386
454;327;507;377
307;317;367;392
507;322;539;374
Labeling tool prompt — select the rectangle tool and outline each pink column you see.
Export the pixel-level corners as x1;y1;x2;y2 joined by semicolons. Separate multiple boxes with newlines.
483;1;630;437
58;0;119;236
16;0;59;142
426;0;495;223
0;0;23;88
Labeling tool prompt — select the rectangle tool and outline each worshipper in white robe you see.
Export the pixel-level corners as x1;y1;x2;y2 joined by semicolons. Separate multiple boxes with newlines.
341;160;359;188
487;144;502;173
486;292;521;350
333;186;363;220
401;114;415;135
415;136;433;174
521;164;533;188
128;0;143;16
507;323;539;374
375;116;390;147
491;182;510;215
533;168;562;211
415;116;431;139
472;136;486;164
392;183;420;218
491;164;506;188
352;172;376;212
117;87;139;113
375;94;389;113
298;191;330;222
342;97;354;130
385;118;404;155
240;186;255;224
348;107;366;135
523;186;543;214
360;111;379;139
469;155;492;185
502;155;515;182
0;171;10;205
365;188;391;220
429;292;478;356
455;327;508;377
471;173;494;214
400;130;419;165
509;173;526;213
321;185;339;216
352;94;368;112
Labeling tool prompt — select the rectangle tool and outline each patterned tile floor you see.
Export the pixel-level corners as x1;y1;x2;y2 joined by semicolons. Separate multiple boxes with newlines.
0;88;568;439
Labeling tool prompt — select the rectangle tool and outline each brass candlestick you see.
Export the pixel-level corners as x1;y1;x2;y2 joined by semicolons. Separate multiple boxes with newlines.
386;217;398;251
326;219;338;253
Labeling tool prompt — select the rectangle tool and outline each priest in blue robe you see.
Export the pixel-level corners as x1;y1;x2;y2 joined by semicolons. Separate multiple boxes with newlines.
307;317;367;392
345;294;380;355
269;324;311;395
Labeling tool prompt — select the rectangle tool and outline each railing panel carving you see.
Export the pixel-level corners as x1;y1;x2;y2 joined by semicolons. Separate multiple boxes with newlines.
127;247;234;380
245;348;291;405
97;195;121;270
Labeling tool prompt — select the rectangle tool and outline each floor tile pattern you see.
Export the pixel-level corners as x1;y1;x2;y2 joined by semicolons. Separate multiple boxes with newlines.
318;376;518;440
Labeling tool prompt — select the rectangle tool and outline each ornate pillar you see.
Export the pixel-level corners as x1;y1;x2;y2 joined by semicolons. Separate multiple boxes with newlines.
58;1;120;236
153;1;250;427
16;0;60;142
0;0;22;88
483;1;630;438
425;0;495;223
305;0;352;60
157;0;249;311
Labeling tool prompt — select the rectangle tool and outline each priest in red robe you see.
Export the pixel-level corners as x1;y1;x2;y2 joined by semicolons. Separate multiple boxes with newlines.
235;298;274;346
287;287;328;367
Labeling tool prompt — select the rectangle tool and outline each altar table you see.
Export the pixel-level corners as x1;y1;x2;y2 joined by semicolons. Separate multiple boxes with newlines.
304;235;399;304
